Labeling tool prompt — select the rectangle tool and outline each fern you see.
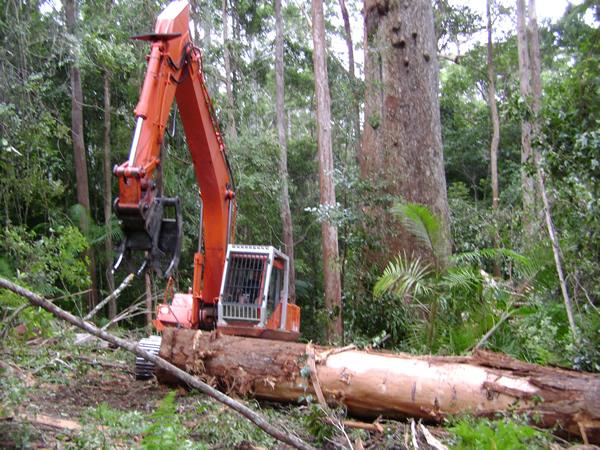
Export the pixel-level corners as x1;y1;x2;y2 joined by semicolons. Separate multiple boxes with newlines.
141;391;198;450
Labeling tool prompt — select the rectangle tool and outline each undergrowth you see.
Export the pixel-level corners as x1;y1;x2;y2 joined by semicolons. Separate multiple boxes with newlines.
447;415;553;450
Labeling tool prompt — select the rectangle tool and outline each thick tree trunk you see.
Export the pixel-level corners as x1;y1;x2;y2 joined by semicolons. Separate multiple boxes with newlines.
103;73;116;318
158;328;600;444
311;0;343;342
361;0;450;264
486;0;501;278
275;0;297;303
338;0;361;157
516;0;536;239
222;0;237;141
64;0;98;310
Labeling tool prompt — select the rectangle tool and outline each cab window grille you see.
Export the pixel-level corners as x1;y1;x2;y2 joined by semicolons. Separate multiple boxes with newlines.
222;253;267;305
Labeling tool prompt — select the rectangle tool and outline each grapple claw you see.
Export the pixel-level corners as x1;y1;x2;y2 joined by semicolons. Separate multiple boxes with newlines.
114;196;183;279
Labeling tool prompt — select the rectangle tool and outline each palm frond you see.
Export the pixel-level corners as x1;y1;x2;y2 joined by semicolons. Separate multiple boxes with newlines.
374;253;433;299
452;247;539;278
390;202;442;256
441;266;482;292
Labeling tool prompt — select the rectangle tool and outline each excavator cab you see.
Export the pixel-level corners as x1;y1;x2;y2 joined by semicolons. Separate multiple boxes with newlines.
217;245;300;341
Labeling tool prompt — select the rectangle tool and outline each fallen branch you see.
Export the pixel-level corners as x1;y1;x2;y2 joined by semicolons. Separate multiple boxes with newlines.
473;310;513;350
0;276;315;450
19;413;82;431
419;423;448;450
324;418;383;433
66;355;132;373
0;304;29;338
83;273;135;321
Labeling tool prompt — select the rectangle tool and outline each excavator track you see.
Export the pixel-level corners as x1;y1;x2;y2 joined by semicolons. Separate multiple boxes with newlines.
135;335;162;379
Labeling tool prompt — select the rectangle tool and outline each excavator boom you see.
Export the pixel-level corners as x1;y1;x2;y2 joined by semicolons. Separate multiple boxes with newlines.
113;1;235;327
112;2;300;364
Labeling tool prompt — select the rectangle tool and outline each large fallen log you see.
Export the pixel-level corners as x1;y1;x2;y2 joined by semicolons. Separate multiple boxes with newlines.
158;328;600;444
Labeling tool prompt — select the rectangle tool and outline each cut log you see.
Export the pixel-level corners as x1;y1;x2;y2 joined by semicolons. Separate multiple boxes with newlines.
158;328;600;443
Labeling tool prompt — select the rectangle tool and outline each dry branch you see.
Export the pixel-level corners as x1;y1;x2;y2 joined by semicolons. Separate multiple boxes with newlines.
0;277;315;450
83;273;135;321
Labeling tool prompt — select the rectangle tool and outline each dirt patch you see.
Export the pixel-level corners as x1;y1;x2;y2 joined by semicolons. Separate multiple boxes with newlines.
35;369;167;415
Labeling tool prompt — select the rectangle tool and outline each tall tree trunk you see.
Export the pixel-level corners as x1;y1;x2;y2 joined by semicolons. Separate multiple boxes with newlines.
103;73;116;318
338;0;361;158
275;0;297;303
486;0;501;277
516;0;536;239
64;0;97;310
526;0;578;340
222;0;237;141
361;0;450;265
311;0;343;342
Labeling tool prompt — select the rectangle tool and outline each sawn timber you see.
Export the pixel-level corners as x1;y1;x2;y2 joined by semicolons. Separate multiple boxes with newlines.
157;328;600;443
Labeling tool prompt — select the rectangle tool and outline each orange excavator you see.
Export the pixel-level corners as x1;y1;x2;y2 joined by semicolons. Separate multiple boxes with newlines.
111;0;300;377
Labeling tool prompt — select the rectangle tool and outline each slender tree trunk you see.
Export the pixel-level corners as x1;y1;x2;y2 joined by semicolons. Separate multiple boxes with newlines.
103;73;116;317
516;0;536;239
64;0;97;310
526;0;578;340
338;0;361;157
222;0;237;141
486;0;501;277
275;0;297;303
311;0;343;342
361;0;450;265
145;273;153;331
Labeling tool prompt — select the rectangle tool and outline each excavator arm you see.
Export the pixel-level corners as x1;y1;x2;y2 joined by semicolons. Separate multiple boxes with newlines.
113;1;235;327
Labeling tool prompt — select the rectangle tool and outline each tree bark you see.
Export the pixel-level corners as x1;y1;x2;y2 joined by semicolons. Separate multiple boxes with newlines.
338;0;361;157
145;272;153;331
311;0;343;342
525;0;578;340
275;0;297;303
0;277;315;450
516;0;536;238
158;328;600;444
64;0;98;310
222;0;237;141
486;0;501;277
361;0;451;264
103;72;116;317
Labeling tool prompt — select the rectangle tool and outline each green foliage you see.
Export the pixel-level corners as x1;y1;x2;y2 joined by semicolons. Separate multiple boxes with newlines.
192;398;276;447
448;416;552;450
374;254;432;300
391;203;443;261
75;403;147;449
0;225;89;297
141;391;202;450
302;405;335;444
